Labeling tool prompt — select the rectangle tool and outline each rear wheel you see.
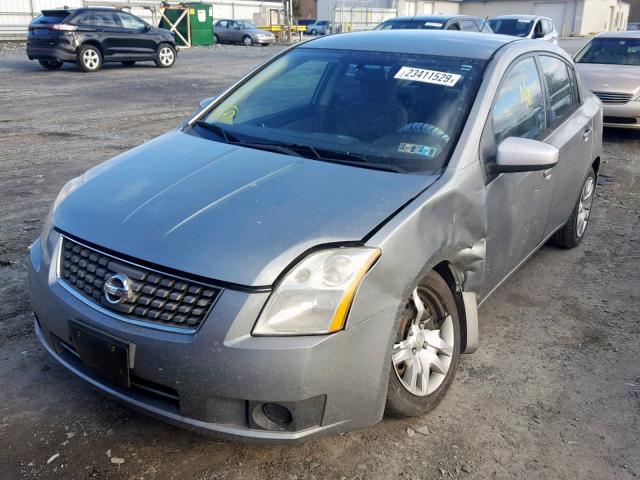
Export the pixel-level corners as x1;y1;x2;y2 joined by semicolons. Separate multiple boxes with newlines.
77;45;102;72
549;167;596;248
121;60;136;67
242;35;252;46
38;59;63;70
386;271;461;417
214;33;220;44
154;43;176;68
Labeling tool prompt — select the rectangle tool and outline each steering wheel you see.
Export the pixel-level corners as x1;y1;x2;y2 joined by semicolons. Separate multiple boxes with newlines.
398;122;451;149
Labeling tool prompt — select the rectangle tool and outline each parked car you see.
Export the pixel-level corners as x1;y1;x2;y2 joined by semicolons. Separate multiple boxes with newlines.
574;31;640;129
306;20;332;35
375;15;492;32
26;7;176;72
30;30;601;443
627;22;640;31
214;19;275;46
488;15;558;43
296;18;316;30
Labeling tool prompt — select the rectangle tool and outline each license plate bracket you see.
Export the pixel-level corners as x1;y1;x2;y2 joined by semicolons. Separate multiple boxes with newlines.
69;321;131;388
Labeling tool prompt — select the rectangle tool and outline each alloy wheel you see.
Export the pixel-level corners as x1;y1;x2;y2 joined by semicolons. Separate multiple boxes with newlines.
392;288;455;396
83;49;100;70
576;175;595;238
159;47;174;66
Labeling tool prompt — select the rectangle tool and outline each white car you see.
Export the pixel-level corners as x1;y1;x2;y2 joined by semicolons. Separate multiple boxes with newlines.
489;15;559;44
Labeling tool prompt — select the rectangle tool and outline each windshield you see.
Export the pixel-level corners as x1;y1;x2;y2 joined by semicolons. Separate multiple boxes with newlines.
239;21;256;29
488;18;533;37
375;20;444;30
194;48;487;173
575;38;640;66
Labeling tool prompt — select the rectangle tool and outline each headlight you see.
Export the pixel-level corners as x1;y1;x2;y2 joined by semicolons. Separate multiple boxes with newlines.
253;247;381;335
40;175;85;245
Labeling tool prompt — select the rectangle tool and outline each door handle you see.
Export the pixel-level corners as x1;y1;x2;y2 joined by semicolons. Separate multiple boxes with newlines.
582;127;592;141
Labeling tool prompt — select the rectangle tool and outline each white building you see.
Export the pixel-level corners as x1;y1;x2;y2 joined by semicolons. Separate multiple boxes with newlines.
320;0;630;35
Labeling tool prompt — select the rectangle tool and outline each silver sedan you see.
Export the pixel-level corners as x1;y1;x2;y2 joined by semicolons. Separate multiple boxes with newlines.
575;31;640;129
29;30;601;443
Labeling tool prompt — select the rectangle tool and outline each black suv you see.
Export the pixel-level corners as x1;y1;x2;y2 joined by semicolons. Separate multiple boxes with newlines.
27;8;177;72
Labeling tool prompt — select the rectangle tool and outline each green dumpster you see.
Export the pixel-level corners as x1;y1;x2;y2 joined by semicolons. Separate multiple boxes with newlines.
159;3;214;47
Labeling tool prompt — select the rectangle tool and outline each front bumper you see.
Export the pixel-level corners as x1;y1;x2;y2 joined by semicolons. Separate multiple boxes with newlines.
254;36;275;44
602;102;640;129
28;233;396;443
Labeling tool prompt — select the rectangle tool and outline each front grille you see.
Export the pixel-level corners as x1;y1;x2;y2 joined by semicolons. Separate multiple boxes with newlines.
59;236;221;330
603;115;637;124
593;91;634;104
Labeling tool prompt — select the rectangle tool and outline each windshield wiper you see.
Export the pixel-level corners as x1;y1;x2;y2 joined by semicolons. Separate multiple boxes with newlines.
315;148;406;173
194;125;404;173
194;121;241;143
234;141;403;172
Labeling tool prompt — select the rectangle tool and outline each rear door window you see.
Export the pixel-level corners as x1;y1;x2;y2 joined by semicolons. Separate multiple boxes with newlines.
74;11;121;28
539;56;578;124
492;57;546;144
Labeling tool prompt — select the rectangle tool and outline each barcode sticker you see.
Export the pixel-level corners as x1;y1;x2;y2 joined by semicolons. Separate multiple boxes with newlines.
394;67;461;87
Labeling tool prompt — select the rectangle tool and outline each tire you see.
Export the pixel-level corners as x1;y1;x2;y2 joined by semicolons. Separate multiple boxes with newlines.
214;33;220;44
77;45;102;72
242;35;252;46
121;61;136;67
549;167;596;249
38;59;63;70
385;271;461;417
154;43;176;68
310;29;318;35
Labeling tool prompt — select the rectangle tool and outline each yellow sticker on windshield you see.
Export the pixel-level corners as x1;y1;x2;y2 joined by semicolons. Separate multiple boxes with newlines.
394;67;461;87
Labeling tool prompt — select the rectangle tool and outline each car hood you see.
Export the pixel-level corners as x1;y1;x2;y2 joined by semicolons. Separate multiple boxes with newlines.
576;63;640;96
53;130;436;287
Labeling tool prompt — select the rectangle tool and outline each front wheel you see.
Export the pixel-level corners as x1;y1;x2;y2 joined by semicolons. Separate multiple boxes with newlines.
154;43;176;68
385;271;461;417
549;167;596;248
38;59;63;70
77;45;102;72
242;35;252;46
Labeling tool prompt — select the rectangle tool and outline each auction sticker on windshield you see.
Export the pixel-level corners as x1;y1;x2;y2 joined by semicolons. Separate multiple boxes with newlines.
394;67;461;87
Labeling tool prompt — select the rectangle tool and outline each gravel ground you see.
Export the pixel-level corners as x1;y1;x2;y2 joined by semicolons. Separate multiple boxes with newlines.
0;40;639;480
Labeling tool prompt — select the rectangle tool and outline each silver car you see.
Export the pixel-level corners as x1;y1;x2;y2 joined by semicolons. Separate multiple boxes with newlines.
214;19;274;46
29;30;602;443
574;31;640;129
488;15;559;43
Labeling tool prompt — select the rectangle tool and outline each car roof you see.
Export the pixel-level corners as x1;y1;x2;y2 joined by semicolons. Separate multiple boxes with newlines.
301;30;517;59
490;14;546;21
386;15;480;23
595;30;640;39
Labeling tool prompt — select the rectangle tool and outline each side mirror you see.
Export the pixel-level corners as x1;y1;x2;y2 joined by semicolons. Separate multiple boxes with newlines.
199;96;217;109
492;137;558;173
144;24;151;32
534;30;545;39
